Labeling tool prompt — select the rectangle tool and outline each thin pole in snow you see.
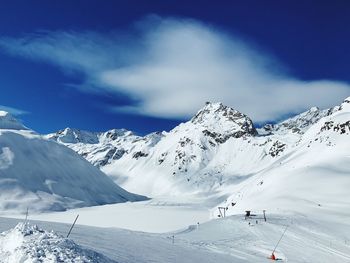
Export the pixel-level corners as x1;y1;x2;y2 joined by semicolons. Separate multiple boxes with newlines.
67;214;79;238
24;207;29;223
218;207;226;218
272;225;289;254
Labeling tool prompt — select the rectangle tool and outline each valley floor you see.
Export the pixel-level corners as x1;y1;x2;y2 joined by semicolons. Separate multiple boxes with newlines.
2;201;350;262
4;198;210;233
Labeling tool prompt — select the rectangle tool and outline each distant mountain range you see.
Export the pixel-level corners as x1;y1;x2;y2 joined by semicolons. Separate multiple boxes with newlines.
46;97;350;216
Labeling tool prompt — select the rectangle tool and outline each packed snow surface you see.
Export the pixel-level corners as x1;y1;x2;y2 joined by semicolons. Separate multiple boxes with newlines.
9;198;210;233
1;214;350;263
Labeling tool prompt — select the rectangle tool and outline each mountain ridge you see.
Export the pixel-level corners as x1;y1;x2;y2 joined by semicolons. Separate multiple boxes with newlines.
47;97;350;199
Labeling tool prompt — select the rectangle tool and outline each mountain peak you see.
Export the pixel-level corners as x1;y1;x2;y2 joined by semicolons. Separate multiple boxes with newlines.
260;106;328;135
0;111;28;130
53;127;100;144
309;106;319;112
191;102;257;140
192;102;245;124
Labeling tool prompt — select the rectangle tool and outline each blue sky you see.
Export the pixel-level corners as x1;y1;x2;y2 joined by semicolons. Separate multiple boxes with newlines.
0;0;349;134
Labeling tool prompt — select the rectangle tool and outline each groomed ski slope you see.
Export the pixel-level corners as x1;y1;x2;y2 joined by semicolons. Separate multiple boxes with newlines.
1;212;349;263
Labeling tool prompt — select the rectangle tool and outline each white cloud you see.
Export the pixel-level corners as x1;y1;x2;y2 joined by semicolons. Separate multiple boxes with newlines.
0;105;28;116
0;17;349;122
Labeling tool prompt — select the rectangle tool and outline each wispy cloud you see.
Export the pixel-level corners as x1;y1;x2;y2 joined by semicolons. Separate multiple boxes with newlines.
0;16;349;122
0;105;28;115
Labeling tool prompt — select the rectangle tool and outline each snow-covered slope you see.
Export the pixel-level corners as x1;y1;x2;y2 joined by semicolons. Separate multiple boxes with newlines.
2;210;350;263
2;98;349;262
48;98;350;204
0;112;145;213
259;106;329;135
48;102;264;196
215;97;350;218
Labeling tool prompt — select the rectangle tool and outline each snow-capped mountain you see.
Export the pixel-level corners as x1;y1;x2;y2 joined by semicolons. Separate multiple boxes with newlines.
259;106;329;135
0;112;145;213
48;102;263;196
0;111;28;130
13;97;350;263
215;97;350;218
46;128;164;167
48;98;350;202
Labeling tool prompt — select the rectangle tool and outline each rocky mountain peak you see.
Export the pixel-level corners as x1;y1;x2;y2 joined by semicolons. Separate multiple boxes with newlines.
309;106;319;112
192;102;240;124
190;102;257;140
102;129;134;141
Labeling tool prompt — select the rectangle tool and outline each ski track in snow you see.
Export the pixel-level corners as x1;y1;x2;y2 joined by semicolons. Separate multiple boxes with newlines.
1;212;350;263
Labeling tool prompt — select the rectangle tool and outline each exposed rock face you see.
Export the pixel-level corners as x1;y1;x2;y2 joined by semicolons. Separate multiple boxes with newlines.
321;121;350;134
192;102;257;140
268;140;286;157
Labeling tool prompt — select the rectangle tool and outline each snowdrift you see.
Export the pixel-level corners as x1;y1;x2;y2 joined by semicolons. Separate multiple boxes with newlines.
0;222;116;262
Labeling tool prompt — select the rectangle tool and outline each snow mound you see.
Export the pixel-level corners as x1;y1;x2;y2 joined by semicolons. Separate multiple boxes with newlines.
0;111;28;130
0;223;116;263
0;118;146;213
